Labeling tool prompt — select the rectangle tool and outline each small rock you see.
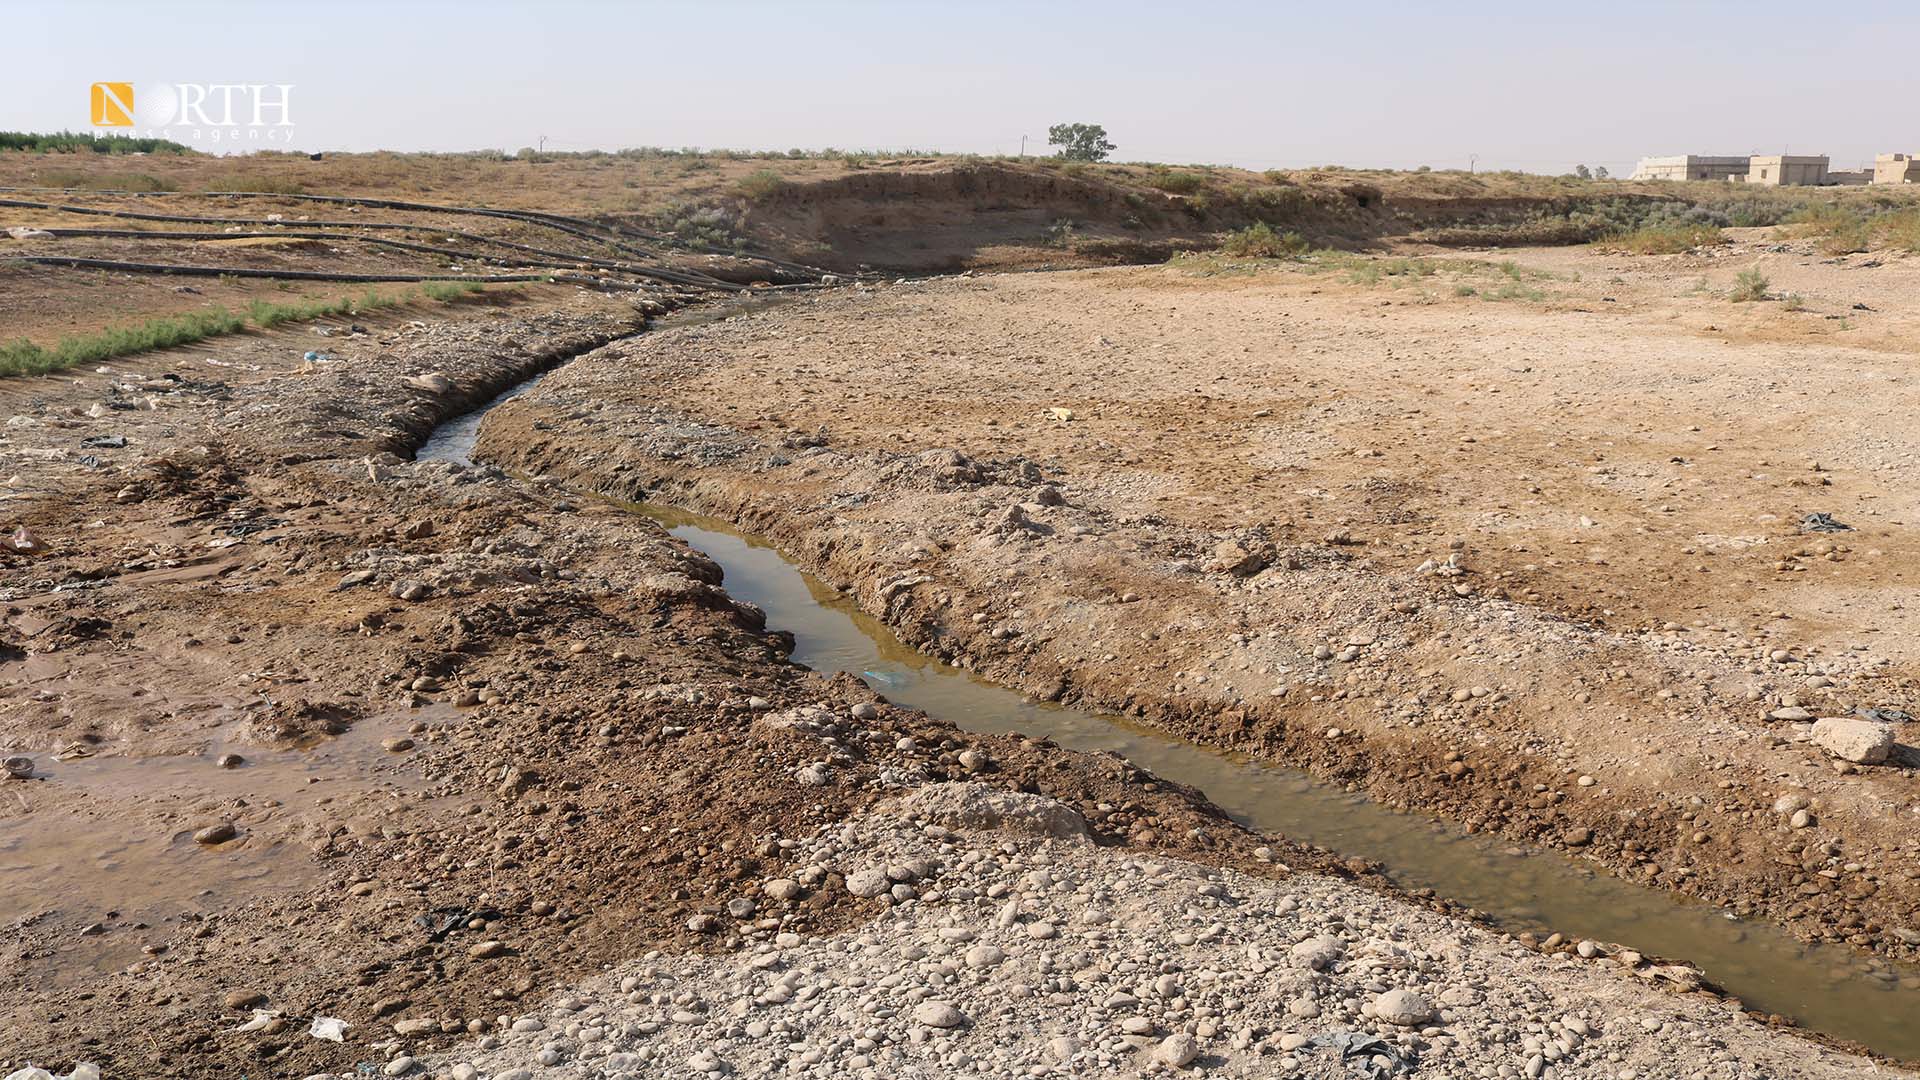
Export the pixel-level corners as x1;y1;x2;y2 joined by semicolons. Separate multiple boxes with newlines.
845;869;891;898
468;940;507;960
223;989;267;1010
763;878;803;901
913;1001;966;1028
1373;988;1434;1026
1154;1032;1200;1068
1290;935;1343;971
1811;717;1895;764
194;822;238;845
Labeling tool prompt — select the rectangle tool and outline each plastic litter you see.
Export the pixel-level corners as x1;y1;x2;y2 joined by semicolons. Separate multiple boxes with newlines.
79;435;127;450
1304;1031;1418;1079
302;350;334;362
229;1008;280;1033
1801;512;1852;533
862;669;907;688
5;227;55;240
4;1064;100;1080
3;756;32;780
3;526;48;555
1856;706;1913;723
308;1015;349;1042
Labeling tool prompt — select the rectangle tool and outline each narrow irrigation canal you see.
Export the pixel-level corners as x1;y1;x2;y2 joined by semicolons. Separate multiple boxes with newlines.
420;368;1920;1063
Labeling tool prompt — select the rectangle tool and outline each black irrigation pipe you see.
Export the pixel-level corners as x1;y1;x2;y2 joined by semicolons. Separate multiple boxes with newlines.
0;185;660;261
0;196;674;274
25;226;748;291
0;255;652;291
0;187;837;280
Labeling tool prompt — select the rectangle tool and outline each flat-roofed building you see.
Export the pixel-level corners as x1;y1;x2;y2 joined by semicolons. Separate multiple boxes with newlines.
1875;153;1920;185
1746;155;1829;186
1630;155;1751;182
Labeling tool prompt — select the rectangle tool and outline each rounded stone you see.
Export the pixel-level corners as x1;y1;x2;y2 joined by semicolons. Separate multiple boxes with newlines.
1373;988;1435;1026
913;1001;966;1028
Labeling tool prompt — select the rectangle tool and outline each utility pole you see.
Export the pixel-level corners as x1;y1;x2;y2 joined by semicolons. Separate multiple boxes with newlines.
538;134;548;153
1469;153;1478;174
1019;134;1028;159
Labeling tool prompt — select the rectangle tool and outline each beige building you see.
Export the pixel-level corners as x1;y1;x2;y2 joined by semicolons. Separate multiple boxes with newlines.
1745;155;1829;186
1875;153;1920;184
1630;155;1750;182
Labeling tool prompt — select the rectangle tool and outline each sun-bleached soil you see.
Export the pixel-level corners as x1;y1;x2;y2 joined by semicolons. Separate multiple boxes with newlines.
482;235;1920;969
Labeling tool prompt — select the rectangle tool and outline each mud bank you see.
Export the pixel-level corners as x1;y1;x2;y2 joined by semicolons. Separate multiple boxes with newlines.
472;263;1920;979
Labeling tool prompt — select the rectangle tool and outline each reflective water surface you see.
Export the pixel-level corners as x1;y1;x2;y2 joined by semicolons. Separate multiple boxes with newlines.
634;501;1920;1061
417;365;1920;1060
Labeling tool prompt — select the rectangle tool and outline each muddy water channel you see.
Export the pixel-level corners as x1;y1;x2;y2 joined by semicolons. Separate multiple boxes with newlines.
423;373;1920;1061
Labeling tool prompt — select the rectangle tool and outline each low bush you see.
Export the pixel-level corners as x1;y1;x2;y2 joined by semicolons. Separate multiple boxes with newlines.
1218;222;1309;258
1143;169;1206;195
1599;222;1724;254
1729;268;1770;302
733;169;787;201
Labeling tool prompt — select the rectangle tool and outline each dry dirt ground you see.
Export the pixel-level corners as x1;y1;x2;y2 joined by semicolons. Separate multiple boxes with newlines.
5;193;1920;1079
0;293;1325;1077
483;232;1920;972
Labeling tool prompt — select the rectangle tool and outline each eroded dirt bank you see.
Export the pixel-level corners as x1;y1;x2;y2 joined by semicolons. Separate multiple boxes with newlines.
0;296;1315;1077
478;241;1920;974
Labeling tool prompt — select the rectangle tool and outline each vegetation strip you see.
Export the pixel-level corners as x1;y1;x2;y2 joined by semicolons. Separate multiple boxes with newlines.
0;282;486;377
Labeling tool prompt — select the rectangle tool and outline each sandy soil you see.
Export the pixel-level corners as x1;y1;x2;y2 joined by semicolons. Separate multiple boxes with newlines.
6;203;1919;1078
0;295;1319;1077
481;235;1920;968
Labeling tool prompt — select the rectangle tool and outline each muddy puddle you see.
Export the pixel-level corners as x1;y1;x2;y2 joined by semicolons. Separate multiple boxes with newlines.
0;706;446;983
630;502;1920;1060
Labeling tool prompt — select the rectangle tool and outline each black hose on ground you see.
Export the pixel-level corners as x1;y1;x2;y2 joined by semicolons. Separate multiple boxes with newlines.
24;226;755;290
0;254;653;291
0;187;837;279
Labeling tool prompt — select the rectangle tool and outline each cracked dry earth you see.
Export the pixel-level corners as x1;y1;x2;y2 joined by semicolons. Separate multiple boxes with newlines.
482;241;1920;973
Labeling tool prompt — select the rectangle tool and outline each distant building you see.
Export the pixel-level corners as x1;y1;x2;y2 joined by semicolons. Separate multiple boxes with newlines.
1745;155;1829;186
1874;153;1920;184
1630;153;1842;186
1630;155;1750;182
1828;169;1873;186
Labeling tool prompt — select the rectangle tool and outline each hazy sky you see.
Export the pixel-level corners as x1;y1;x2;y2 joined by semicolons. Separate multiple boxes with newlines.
8;1;1915;172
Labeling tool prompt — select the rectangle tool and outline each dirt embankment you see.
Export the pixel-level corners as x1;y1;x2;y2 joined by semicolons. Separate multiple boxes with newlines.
0;294;1324;1078
475;245;1920;970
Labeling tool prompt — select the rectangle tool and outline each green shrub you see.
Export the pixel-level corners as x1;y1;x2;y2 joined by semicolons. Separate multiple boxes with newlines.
1599;223;1724;254
420;279;485;301
1885;209;1920;253
0;130;191;154
1729;268;1770;302
0;308;243;377
1219;222;1309;258
1144;169;1206;195
733;169;787;201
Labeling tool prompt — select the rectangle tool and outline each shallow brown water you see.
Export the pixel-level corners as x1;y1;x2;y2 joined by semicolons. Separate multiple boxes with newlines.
630;501;1920;1061
416;363;1920;1061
